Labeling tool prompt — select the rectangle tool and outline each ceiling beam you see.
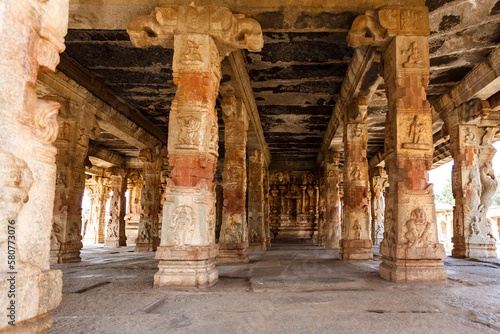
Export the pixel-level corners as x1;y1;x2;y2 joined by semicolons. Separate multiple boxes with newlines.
38;69;163;151
317;45;378;164
228;50;271;167
57;53;167;145
88;142;126;167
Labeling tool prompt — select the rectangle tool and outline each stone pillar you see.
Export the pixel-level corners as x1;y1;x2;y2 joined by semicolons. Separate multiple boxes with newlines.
105;169;128;246
324;151;342;250
348;6;446;282
135;148;162;252
128;4;263;287
84;176;110;244
50;110;99;263
369;166;388;246
264;167;272;249
446;101;499;258
341;99;373;260
218;94;249;263
248;150;267;251
0;0;68;331
125;169;142;242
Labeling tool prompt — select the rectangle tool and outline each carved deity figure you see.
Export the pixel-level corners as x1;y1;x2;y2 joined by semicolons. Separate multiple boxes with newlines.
351;165;361;181
486;218;496;241
353;221;362;240
177;116;201;146
470;217;481;236
182;40;202;62
404;208;431;247
402;42;423;68
409;115;425;145
170;205;195;246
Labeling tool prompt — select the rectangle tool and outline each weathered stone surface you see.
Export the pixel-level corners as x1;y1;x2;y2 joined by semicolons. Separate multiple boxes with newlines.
218;94;249;263
323;152;342;250
105;169;128;247
369;166;388;246
83;176;111;244
248;150;268;250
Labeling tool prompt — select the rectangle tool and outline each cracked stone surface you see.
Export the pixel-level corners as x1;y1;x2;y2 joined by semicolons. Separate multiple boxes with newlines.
49;244;500;333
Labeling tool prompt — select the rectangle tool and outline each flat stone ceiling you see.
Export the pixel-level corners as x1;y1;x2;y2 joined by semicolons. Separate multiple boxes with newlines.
61;0;500;166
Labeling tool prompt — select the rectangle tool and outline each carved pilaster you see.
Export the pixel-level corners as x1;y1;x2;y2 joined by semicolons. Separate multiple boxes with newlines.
128;4;263;287
0;0;68;331
370;166;388;246
135;148;163;252
218;94;249;263
264;166;272;249
324;152;342;249
349;6;446;282
341;99;373;260
105;169;128;247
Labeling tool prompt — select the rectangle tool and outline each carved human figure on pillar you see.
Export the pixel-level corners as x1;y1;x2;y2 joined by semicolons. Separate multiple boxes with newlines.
349;6;446;282
135;148;163;252
128;4;263;287
218;94;249;263
341;98;372;260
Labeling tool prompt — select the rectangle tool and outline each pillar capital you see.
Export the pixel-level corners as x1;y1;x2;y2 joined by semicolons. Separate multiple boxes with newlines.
127;4;263;56
347;6;430;49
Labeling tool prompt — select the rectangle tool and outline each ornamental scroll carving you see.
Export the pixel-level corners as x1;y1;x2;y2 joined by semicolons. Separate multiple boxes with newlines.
127;5;263;54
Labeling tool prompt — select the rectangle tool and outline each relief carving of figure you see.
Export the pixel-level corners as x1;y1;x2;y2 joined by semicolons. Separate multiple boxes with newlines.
486;218;495;241
170;205;195;246
351;165;361;181
409;115;425;144
479;162;498;212
353;221;362;240
464;127;476;145
470;216;481;236
404;208;432;247
181;40;202;62
177;116;201;146
402;42;423;68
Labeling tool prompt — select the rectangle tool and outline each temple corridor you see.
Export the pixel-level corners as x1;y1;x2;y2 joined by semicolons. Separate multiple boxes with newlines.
48;244;500;333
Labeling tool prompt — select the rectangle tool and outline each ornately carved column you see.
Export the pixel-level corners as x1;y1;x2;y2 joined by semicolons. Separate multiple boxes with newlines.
264;167;272;249
135;148;162;252
324;151;342;250
0;0;68;331
349;6;446;282
128;5;263;287
369;166;388;246
248;150;267;251
445;101;499;258
51;102;100;263
341;99;373;260
125;170;143;242
84;176;110;244
218;94;249;263
105;169;128;247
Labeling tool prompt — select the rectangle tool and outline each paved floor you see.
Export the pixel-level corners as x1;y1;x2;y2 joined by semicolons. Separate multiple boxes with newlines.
48;244;500;334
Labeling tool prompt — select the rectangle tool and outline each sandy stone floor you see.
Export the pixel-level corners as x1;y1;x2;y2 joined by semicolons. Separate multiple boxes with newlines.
48;244;500;334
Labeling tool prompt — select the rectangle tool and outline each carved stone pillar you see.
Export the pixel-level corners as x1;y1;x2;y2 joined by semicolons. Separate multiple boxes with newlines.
264;167;272;248
370;166;388;246
248;150;267;251
84;176;110;244
51;111;99;263
105;169;128;246
445;101;499;258
135;148;162;252
125;170;143;242
128;4;263;287
341;99;372;260
348;6;446;282
324;152;342;250
218;94;249;263
0;0;68;331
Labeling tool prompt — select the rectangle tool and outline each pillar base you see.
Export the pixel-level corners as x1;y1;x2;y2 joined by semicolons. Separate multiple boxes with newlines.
265;237;272;249
218;243;249;264
154;245;219;288
452;237;497;258
248;242;266;251
50;241;82;264
0;314;53;334
380;258;447;283
104;237;127;247
340;239;373;260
